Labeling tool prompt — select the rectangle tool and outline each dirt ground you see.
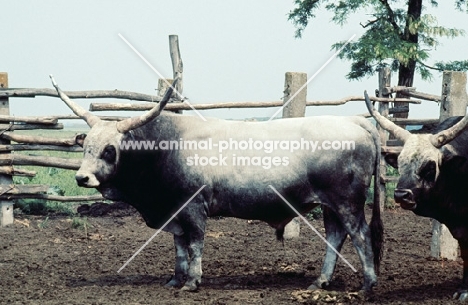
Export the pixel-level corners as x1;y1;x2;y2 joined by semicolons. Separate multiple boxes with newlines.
0;204;464;305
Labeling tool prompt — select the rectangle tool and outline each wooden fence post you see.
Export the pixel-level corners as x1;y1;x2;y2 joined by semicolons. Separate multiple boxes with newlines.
431;71;468;260
158;35;184;114
282;72;307;239
377;67;391;212
158;79;173;98
439;71;468;122
282;72;307;118
169;35;183;100
0;72;14;227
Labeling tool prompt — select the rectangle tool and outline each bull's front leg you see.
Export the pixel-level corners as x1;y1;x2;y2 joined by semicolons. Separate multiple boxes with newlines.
177;203;207;292
181;229;205;291
453;242;468;302
165;234;189;288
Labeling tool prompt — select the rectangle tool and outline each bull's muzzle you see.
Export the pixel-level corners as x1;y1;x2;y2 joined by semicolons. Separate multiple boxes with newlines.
394;189;416;210
75;174;90;187
75;173;100;188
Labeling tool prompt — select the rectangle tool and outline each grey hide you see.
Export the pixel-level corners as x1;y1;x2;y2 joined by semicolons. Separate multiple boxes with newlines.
54;80;384;293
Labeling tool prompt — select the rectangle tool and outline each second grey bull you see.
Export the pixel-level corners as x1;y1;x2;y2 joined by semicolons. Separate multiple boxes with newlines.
52;77;383;293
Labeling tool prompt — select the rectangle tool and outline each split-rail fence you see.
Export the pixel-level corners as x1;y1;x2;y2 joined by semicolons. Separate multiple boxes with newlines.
1;35;466;261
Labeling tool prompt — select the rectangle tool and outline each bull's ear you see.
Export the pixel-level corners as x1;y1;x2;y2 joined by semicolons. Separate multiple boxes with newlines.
385;153;399;168
75;134;87;147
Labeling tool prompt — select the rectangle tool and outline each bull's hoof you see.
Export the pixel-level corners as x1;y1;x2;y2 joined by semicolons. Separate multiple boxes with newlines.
307;283;321;290
360;281;377;296
181;281;199;292
308;275;329;290
453;290;468;302
164;277;184;289
358;288;374;301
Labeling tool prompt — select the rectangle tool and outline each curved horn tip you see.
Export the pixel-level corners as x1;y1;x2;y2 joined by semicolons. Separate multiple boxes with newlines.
363;90;375;112
49;75;58;87
116;80;177;134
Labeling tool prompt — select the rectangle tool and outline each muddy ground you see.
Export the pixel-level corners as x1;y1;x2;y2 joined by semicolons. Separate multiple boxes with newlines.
0;204;464;305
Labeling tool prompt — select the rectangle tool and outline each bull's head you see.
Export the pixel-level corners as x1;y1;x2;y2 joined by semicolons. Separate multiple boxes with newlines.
364;91;468;210
50;75;175;198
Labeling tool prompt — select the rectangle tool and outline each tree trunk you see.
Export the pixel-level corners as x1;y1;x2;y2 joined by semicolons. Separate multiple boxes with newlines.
394;0;423;119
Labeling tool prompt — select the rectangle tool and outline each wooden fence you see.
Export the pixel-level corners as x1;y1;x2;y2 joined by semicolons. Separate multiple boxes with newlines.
0;36;466;261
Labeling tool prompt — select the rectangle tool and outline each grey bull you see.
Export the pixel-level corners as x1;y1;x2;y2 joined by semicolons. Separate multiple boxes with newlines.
365;90;468;301
52;77;383;293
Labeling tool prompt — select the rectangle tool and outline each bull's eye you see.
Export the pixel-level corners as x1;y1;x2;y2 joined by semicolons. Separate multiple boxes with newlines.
419;160;436;182
101;145;116;163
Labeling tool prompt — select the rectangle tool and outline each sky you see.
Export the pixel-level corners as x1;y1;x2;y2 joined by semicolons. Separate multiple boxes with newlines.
1;1;467;123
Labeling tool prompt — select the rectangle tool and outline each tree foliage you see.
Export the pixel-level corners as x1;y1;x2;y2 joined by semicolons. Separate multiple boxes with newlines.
288;0;468;81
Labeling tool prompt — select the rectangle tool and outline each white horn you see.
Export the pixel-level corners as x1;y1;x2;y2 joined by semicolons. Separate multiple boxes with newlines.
116;78;177;133
50;75;101;127
430;115;468;148
364;90;411;143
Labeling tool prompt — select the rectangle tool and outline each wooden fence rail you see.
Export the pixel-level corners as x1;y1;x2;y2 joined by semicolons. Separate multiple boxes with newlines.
0;73;447;210
0;88;164;103
0;35;464;264
88;96;420;112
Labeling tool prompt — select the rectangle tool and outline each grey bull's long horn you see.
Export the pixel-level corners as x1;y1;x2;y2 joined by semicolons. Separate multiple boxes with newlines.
430;115;468;148
116;78;178;133
50;75;101;127
364;90;411;143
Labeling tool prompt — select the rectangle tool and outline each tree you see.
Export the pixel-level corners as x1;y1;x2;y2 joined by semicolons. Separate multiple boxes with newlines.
289;1;468;115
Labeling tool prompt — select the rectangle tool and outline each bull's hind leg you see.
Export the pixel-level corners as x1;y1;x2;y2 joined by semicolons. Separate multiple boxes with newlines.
165;234;189;288
335;209;377;294
309;206;348;290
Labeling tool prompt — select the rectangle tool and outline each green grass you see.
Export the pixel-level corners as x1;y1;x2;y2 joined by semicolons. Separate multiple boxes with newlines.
10;129;99;215
365;165;398;209
37;216;50;229
71;216;92;230
13;151;97;197
384;166;398;209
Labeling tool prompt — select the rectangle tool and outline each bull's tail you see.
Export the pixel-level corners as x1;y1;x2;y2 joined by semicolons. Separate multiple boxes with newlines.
370;130;384;274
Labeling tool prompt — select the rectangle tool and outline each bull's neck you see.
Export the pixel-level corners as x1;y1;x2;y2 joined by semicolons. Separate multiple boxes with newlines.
126;112;181;142
111;113;182;199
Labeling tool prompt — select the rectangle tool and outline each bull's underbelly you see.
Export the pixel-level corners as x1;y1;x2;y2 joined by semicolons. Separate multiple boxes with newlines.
209;199;322;224
204;178;329;222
